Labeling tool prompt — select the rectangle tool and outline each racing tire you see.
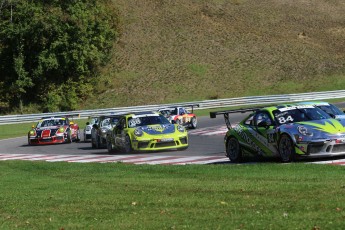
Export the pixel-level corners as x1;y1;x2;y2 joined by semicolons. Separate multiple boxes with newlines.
107;138;116;153
124;135;133;153
226;137;242;163
91;138;96;148
95;136;100;149
278;134;296;162
28;138;32;146
190;117;197;129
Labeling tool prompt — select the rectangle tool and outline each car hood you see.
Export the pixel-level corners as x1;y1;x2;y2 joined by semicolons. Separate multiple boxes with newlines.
140;124;175;135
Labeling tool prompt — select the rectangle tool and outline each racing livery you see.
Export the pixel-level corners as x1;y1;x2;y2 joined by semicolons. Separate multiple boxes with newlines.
158;104;199;129
106;111;188;153
210;105;345;162
28;116;80;145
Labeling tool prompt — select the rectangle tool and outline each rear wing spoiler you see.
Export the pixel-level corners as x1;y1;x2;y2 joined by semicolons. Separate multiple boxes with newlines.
210;107;262;129
41;113;80;119
159;104;200;113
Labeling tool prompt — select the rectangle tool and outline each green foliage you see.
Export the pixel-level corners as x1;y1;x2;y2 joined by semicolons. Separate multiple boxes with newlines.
0;0;118;112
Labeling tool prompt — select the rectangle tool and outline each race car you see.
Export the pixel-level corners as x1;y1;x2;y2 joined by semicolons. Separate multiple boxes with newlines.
210;104;345;162
83;116;99;141
158;104;199;129
91;115;121;148
28;116;80;145
297;101;345;120
106;111;189;153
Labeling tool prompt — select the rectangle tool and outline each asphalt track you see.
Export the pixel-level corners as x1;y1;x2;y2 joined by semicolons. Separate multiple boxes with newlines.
0;113;245;164
1;102;345;165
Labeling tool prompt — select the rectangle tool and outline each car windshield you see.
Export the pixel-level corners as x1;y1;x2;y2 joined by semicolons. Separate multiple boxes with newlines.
90;117;99;125
273;106;331;125
160;108;177;116
128;114;170;128
317;104;344;116
38;119;67;127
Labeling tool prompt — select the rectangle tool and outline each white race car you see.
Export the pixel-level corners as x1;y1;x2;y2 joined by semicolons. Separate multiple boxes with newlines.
84;117;99;142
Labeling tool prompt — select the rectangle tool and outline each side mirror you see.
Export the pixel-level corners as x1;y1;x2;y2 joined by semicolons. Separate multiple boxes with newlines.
86;122;90;125
32;125;35;129
70;121;74;125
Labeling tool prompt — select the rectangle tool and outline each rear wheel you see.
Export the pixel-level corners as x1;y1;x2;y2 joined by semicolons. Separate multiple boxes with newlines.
190;117;197;129
95;136;100;149
226;137;242;162
279;134;295;162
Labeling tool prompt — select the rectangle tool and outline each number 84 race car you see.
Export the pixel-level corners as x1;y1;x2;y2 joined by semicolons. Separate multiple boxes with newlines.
210;104;345;162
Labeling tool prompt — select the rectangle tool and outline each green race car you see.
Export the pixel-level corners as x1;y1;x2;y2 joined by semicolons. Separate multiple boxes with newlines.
106;111;189;153
210;104;345;162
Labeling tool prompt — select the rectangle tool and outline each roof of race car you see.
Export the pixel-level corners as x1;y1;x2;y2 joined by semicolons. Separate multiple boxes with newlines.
297;101;330;106
129;111;161;118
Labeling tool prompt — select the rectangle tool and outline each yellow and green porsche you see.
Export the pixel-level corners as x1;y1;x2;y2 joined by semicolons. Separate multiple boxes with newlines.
106;111;188;153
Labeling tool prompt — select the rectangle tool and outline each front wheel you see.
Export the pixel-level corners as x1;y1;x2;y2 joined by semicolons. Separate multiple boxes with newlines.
226;137;242;162
278;134;296;162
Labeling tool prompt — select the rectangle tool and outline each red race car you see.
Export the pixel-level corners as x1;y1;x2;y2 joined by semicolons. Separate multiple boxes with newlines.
28;115;80;145
158;104;199;129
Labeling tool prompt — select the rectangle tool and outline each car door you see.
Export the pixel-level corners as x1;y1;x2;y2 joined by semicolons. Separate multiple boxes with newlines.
252;111;279;155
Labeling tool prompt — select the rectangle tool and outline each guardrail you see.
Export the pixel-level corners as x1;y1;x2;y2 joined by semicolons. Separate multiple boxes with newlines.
1;90;345;125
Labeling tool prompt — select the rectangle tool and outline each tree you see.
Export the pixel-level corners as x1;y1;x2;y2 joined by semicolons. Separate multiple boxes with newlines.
0;0;118;112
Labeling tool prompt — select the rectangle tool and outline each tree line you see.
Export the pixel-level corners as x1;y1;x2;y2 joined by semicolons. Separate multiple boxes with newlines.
0;0;118;113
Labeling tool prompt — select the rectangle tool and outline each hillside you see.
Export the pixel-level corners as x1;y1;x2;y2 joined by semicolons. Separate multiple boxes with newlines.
84;0;345;109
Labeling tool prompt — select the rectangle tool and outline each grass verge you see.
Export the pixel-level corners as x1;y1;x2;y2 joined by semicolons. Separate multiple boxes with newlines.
0;161;344;229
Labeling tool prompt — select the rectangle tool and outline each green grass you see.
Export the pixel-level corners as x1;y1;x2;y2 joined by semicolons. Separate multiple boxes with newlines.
0;161;344;229
80;0;345;110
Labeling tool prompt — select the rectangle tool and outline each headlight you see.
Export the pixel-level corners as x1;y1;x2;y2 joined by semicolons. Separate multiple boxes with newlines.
59;127;65;132
297;126;313;136
134;128;143;137
29;130;35;136
177;125;185;133
101;128;108;134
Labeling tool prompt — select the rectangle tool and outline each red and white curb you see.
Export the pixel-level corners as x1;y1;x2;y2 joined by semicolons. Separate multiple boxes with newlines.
0;153;229;165
188;125;228;136
1;153;345;165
